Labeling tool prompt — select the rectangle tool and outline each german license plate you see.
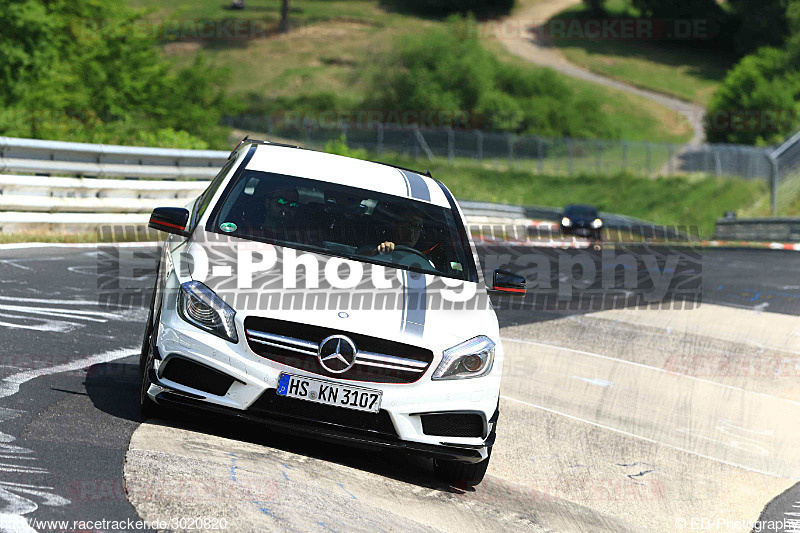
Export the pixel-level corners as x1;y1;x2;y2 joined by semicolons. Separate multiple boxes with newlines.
276;373;382;413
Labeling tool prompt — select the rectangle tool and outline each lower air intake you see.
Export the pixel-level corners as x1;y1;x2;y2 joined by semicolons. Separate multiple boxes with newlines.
420;413;484;438
160;356;235;396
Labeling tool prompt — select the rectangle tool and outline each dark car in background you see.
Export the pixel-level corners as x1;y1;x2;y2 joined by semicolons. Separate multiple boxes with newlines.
560;204;603;240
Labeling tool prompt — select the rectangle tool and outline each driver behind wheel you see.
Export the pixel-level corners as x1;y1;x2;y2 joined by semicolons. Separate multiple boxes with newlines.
376;209;425;254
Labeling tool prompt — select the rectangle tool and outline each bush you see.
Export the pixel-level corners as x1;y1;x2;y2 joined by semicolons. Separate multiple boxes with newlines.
581;0;606;14
324;135;367;159
705;47;800;145
389;0;515;18
365;17;619;139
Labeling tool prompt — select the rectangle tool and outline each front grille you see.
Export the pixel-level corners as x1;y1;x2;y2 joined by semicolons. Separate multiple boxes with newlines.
420;413;485;438
160;356;235;396
244;316;434;384
249;390;397;438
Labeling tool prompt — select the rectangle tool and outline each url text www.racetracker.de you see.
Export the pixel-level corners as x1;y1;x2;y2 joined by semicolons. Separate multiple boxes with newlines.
18;517;228;531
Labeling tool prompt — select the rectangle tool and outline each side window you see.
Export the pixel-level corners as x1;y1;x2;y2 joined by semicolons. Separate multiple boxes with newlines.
189;158;236;231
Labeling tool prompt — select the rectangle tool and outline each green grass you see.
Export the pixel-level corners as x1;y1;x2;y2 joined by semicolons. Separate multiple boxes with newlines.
545;0;730;105
478;40;693;144
376;155;768;237
129;0;694;144
131;0;436;99
0;230;157;244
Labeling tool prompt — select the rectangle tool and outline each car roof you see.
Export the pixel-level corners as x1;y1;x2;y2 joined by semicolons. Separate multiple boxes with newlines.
244;144;451;208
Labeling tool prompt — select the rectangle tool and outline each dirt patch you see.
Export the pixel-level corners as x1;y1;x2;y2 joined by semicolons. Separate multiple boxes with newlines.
162;41;203;56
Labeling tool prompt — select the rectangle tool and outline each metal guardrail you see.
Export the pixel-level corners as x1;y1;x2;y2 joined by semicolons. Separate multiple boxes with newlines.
0;136;724;240
714;218;800;242
0;136;228;165
0;136;227;180
0;175;207;214
459;201;691;240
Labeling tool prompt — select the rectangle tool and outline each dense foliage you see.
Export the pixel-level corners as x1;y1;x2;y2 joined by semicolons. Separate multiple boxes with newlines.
705;2;800;145
706;48;800;145
389;0;514;18
575;0;800;145
0;0;233;147
364;19;620;139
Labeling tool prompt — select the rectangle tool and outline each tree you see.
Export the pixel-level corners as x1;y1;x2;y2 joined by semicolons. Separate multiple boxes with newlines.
393;0;515;18
0;0;230;146
787;1;800;66
280;0;290;33
705;48;800;145
728;0;790;55
630;0;721;19
582;0;605;14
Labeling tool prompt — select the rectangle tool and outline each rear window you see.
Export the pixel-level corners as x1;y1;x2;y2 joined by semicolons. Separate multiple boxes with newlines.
565;205;598;217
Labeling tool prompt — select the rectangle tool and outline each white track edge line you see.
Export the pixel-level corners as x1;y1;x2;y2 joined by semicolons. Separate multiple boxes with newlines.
501;337;800;407
500;395;798;481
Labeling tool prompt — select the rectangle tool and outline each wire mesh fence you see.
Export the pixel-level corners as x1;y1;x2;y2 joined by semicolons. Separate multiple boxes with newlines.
227;116;794;212
227;116;773;179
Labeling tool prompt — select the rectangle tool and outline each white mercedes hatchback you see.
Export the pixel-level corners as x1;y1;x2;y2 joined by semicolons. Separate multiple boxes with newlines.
140;138;526;486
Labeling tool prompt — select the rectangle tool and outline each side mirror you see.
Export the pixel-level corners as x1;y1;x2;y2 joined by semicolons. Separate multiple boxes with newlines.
491;269;526;295
149;207;190;237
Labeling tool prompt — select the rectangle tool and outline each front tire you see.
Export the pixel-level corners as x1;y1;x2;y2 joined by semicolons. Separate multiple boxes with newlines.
434;449;491;487
139;282;162;419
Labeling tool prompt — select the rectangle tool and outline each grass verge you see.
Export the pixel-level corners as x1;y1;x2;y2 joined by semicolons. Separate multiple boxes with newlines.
379;154;768;237
544;0;730;105
132;0;694;145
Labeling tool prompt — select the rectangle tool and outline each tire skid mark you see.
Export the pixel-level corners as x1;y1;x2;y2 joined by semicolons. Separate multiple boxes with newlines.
0;296;138;333
0;348;135;532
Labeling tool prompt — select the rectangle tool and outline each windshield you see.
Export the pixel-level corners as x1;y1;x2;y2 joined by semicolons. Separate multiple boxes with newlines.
207;170;477;281
564;205;598;218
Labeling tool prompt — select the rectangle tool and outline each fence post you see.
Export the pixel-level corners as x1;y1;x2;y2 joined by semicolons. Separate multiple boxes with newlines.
266;115;273;137
304;118;311;146
768;153;779;215
476;130;483;161
377;123;384;155
447;128;455;163
506;132;514;165
594;141;601;173
413;128;420;159
567;138;574;175
622;141;628;171
667;145;674;175
341;122;348;146
536;136;543;174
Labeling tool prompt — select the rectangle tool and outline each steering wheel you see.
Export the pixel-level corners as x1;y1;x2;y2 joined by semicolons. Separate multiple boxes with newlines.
390;245;437;270
391;245;429;260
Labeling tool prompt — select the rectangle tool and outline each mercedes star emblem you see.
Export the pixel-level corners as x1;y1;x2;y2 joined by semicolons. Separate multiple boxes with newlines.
317;335;357;373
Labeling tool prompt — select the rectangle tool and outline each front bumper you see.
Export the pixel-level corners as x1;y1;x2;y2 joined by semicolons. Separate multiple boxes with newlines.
150;374;496;463
149;304;502;463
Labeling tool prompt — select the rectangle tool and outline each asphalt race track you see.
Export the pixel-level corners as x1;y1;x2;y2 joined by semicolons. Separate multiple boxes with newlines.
0;244;798;532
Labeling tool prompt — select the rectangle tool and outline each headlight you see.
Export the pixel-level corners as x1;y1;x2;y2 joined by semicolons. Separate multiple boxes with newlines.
591;218;603;229
561;217;572;227
432;336;495;380
177;281;238;343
